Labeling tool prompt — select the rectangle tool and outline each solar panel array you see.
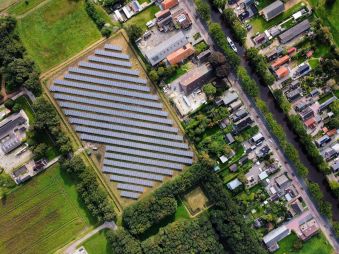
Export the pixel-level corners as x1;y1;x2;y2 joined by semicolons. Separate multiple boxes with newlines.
51;44;193;199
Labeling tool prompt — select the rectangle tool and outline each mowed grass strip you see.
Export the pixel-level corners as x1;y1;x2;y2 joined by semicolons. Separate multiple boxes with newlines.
17;0;101;71
0;164;93;254
81;229;113;254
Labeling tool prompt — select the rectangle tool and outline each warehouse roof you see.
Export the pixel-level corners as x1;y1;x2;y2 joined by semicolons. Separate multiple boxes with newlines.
279;19;310;43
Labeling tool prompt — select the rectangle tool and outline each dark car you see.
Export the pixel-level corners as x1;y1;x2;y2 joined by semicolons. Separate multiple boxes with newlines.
238;11;249;21
228;0;238;4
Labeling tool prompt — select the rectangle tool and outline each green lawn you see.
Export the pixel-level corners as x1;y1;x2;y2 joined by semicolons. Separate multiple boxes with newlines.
124;4;160;32
8;0;46;15
250;2;307;33
275;232;333;254
308;0;339;46
17;0;101;71
0;163;95;254
81;229;113;254
0;0;17;10
165;63;190;84
14;95;35;124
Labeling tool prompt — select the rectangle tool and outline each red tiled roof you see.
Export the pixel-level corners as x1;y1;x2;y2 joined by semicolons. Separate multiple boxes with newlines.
304;117;316;127
166;43;195;65
271;55;290;69
161;0;179;10
275;66;289;78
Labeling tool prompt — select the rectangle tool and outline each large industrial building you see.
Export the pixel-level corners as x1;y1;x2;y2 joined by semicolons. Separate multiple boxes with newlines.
50;44;193;200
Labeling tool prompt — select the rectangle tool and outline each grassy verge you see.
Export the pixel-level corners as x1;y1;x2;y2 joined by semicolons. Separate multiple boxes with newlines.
81;229;113;254
8;0;45;15
124;4;159;32
17;0;101;71
0;163;95;254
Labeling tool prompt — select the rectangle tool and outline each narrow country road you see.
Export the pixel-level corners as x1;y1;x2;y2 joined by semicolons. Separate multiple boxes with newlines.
182;0;339;249
63;221;117;254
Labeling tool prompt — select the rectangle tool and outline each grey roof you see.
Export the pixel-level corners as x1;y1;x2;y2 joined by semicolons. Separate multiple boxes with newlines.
275;174;289;187
227;178;242;190
145;31;188;66
225;133;235;144
222;91;239;106
279;19;310;43
319;96;336;112
1;135;21;154
12;165;28;177
263;225;290;247
262;0;284;20
0;113;26;139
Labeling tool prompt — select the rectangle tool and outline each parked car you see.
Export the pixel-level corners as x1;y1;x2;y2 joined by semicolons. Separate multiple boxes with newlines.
238;11;249;21
245;23;252;31
227;37;238;53
228;0;238;4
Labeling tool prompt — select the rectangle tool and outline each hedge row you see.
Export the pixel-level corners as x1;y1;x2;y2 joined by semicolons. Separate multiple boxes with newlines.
85;0;112;37
222;8;247;45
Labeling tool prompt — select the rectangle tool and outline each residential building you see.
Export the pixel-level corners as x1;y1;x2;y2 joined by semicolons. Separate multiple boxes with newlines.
222;90;239;106
275;66;289;79
263;225;291;252
279;19;311;44
233;117;253;134
225;133;235;144
298;215;319;241
286;87;303;102
179;64;213;95
304;117;316;129
271;55;290;70
231;108;248;122
173;9;192;29
227;178;242;190
161;0;179;10
332;161;339;172
261;0;284;21
275;174;290;188
166;43;195;65
229;100;242;112
144;31;188;66
252;132;264;144
315;134;331;147
197;49;211;63
155;9;173;28
299;107;314;121
319;96;336;112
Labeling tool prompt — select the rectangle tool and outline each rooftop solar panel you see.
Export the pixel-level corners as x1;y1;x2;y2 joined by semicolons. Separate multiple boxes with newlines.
110;175;154;187
51;85;163;109
103;167;164;181
117;183;144;193
64;74;149;92
70;118;182;141
105;146;193;164
95;49;129;60
79;62;139;76
65;111;178;133
120;191;141;199
59;102;170;124
104;153;184;170
69;68;147;85
103;159;173;175
80;134;189;157
104;44;122;51
88;56;132;67
76;126;186;149
54;79;158;101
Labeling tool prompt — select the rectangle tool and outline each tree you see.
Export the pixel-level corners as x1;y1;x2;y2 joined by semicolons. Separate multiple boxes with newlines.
4;99;14;109
216;64;230;78
107;229;143;254
149;70;159;83
23;72;41;96
208;51;226;67
195;0;210;21
33;143;47;160
101;26;112;38
213;0;226;9
203;83;217;99
126;24;143;42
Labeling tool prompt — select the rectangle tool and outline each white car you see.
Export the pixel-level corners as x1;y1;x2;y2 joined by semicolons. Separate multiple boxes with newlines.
226;37;238;53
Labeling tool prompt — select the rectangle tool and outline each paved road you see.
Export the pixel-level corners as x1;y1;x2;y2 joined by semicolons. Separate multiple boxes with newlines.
63;221;117;254
182;0;339;250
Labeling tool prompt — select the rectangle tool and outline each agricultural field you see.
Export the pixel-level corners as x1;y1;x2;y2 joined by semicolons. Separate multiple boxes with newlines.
81;229;112;254
8;0;46;15
17;0;101;71
0;163;94;254
0;0;17;11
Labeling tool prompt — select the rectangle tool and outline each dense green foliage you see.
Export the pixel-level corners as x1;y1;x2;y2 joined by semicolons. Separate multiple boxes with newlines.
61;156;116;223
126;24;143;42
246;47;275;86
195;0;211;21
148;64;178;84
0;16;41;95
237;66;259;97
141;216;225;254
85;0;112;37
308;181;333;218
107;228;143;254
222;8;247;45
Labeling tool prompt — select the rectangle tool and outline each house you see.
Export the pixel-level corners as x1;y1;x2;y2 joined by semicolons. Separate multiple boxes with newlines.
309;88;320;97
233;117;253;134
295;101;308;112
225;133;235;144
304;117;316;129
275;174;290;188
319;96;336;112
144;31;188;66
231;108;248;122
197;49;211;63
253;33;268;45
271;55;290;70
261;1;284;21
263;225;290;252
256;145;270;159
331;161;339;172
173;9;192;29
252;132;264;145
239;155;249;165
227;178;242;190
315;134;331;147
11;165;31;184
290;200;304;215
222;90;239;106
229;100;242;112
299;107;314;121
287;47;297;55
179;64;213;95
155;9;173;28
278;19;311;44
275;66;289;79
286;87;303;102
259;171;268;181
294;62;311;78
220;155;228;163
166;43;195;65
298;215;319;241
323;148;337;161
161;0;179;10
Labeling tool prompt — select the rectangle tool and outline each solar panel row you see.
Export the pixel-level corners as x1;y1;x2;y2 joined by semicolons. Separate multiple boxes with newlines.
79;61;139;76
80;133;191;156
70;118;181;141
120;191;141;199
104;44;122;51
105;146;192;163
76;126;186;149
88;56;132;68
103;166;164;181
54;79;157;101
110;175;154;187
103;159;173;175
65;74;149;92
117;183;144;193
51;85;163;109
65;111;178;133
95;49;129;60
105;152;183;170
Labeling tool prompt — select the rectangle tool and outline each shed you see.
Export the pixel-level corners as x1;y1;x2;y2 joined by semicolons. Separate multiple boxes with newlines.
278;19;310;44
275;66;289;79
230;164;238;172
275;174;289;188
222;91;239;106
227;178;242;190
261;0;284;21
161;0;179;9
225;133;235;144
263;225;290;252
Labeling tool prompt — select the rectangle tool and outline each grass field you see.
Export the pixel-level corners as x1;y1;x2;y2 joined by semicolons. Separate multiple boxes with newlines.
275;232;333;254
124;4;160;32
0;0;17;11
81;229;113;254
0;163;94;254
8;0;45;15
308;0;339;46
17;0;101;71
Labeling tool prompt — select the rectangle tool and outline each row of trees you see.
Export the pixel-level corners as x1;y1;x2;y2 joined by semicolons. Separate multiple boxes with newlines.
237;66;259;97
0;16;41;95
85;0;112;37
148;64;178;84
222;9;247;45
61;156;116;223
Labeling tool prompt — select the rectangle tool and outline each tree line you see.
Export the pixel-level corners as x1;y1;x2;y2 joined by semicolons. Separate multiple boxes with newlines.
85;0;112;37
